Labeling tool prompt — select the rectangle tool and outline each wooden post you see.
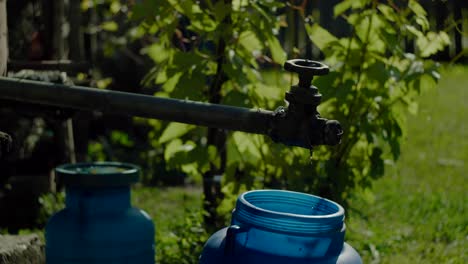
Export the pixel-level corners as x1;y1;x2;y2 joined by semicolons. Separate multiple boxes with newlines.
0;0;8;76
52;0;65;59
453;0;463;56
69;0;83;61
434;0;450;60
68;0;89;163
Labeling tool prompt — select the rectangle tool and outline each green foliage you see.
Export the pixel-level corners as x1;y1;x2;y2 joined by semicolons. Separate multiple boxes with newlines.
157;209;208;264
131;187;206;264
37;192;65;226
300;0;449;202
131;0;288;189
129;0;448;218
82;2;449;261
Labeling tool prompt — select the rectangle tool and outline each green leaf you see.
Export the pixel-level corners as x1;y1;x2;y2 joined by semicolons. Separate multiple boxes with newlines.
416;31;451;58
239;31;263;53
232;132;261;160
167;0;200;16
352;0;372;9
223;89;250;107
170;71;205;100
232;0;248;11
155;70;167;84
213;1;230;22
251;3;274;24
367;61;389;86
305;24;339;51
96;78;112;89
143;43;170;63
313;71;340;99
352;13;386;54
159;123;196;144
419;72;437;92
334;0;353;17
207;145;218;162
109;1;121;14
189;15;218;32
415;16;430;31
409;0;427;17
164;139;183;161
173;51;203;68
266;35;286;64
81;0;92;11
409;74;437;94
130;1;159;20
377;4;396;22
252;83;281;101
162;72;183;92
407;99;418;115
404;25;423;38
101;21;118;32
110;130;134;147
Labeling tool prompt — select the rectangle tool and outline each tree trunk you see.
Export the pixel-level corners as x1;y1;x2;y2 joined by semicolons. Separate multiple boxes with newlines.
203;0;231;228
0;0;8;76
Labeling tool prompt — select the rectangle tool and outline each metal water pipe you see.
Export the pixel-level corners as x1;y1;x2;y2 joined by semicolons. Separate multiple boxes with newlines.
0;59;342;149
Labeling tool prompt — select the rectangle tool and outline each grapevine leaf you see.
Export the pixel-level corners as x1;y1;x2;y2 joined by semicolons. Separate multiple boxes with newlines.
232;132;261;161
377;4;396;22
159;123;196;144
143;43;170;63
409;0;427;17
334;0;353;17
416;31;451;58
266;35;286;64
305;24;340;51
101;21;118;32
162;72;182;92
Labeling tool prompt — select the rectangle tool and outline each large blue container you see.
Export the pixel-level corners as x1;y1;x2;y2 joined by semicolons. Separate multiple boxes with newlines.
45;162;155;263
200;190;361;264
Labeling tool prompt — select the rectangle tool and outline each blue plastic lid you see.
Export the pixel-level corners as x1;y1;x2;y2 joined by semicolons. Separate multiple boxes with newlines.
55;162;140;188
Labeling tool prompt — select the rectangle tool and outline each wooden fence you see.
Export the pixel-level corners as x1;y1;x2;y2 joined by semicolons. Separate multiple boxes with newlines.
281;0;467;61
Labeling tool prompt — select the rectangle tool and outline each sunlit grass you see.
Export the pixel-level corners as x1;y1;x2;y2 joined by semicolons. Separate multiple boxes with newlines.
346;65;468;263
132;185;203;233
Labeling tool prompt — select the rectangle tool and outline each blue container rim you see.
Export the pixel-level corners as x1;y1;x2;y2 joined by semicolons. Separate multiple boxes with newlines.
234;189;345;235
56;162;140;188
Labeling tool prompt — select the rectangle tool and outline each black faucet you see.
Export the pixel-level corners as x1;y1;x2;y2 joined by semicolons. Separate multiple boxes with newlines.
0;59;342;149
271;59;343;148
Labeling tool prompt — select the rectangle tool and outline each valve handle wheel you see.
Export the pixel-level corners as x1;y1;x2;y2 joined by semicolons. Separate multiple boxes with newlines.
284;59;329;88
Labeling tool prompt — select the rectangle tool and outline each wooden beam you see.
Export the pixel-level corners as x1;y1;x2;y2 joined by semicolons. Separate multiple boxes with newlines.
7;60;90;74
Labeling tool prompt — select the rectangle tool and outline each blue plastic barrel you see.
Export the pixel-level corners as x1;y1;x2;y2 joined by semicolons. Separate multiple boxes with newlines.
45;162;155;263
200;189;361;264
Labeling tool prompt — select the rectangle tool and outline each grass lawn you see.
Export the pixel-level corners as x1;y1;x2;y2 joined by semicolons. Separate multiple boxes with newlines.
132;185;203;237
346;65;467;263
132;186;205;263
